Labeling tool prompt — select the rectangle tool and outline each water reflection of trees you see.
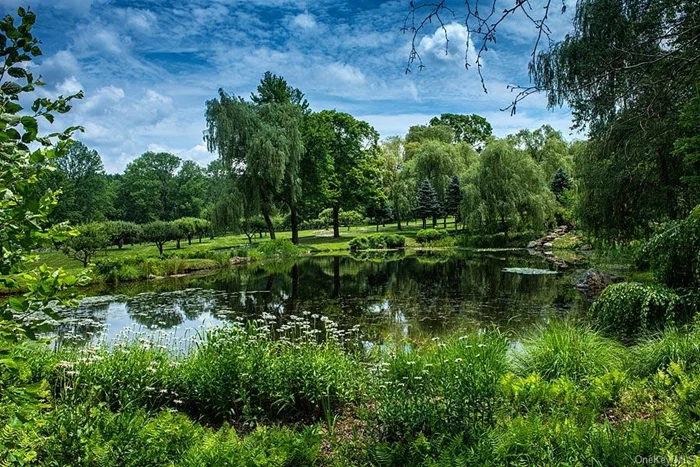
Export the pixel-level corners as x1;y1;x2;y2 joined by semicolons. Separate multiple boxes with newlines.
57;253;588;344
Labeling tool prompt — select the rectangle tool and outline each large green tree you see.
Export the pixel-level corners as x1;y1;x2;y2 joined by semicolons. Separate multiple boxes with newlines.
174;160;208;219
42;141;109;225
205;73;306;243
118;151;181;223
463;140;555;242
416;179;440;228
429;113;492;148
379;136;413;230
509;125;572;183
405;123;453;159
304;110;380;238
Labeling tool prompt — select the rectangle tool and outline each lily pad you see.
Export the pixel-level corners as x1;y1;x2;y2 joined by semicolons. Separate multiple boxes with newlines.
502;267;557;275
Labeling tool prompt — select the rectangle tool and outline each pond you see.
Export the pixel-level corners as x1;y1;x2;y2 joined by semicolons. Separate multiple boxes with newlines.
51;250;589;348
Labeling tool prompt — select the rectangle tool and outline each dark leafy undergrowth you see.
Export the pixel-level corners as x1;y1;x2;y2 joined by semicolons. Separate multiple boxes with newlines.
6;319;700;465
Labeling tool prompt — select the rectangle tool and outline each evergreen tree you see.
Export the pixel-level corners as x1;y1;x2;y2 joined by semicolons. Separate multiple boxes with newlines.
446;175;462;230
416;179;440;228
550;167;573;201
366;196;393;232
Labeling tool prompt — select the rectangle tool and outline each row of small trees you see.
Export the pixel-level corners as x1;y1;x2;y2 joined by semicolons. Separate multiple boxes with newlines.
62;218;211;267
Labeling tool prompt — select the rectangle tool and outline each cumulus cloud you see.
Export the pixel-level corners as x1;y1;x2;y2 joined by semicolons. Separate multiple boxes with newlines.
418;22;479;66
292;12;317;30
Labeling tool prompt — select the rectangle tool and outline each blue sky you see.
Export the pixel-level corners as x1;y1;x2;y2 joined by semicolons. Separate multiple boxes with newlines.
3;0;576;173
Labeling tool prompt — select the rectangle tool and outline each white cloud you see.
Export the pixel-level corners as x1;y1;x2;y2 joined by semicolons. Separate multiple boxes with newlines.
292;12;317;30
419;22;479;66
40;50;81;87
72;24;129;56
80;85;125;114
56;76;83;95
325;62;366;85
191;4;229;27
121;8;157;33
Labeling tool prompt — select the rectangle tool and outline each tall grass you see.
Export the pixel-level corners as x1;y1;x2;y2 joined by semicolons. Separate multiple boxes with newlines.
513;321;626;382
632;325;700;377
370;332;508;444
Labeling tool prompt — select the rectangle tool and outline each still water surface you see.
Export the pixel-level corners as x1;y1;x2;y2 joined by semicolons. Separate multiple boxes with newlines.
53;250;589;347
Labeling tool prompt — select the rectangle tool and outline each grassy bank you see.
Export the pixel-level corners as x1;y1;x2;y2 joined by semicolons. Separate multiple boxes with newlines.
37;220;545;273
5;317;700;465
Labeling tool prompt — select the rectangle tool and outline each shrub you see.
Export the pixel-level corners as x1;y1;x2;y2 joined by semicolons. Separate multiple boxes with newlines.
513;322;627;383
590;283;679;340
94;255;221;283
639;206;700;288
415;229;449;245
53;341;178;412
254;239;301;259
349;234;406;251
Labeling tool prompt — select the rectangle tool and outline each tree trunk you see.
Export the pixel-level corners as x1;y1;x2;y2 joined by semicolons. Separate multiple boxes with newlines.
422;217;426;229
157;242;164;255
432;214;438;228
501;214;509;246
376;223;379;232
263;211;276;240
118;237;124;249
176;238;181;249
444;216;447;228
332;203;340;238
397;212;402;230
290;206;299;245
187;236;192;245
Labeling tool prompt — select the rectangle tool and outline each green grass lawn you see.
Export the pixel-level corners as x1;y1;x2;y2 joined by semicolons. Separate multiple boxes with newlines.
38;219;458;273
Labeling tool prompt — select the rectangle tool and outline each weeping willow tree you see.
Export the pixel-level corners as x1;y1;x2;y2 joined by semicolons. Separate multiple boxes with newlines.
461;140;556;242
205;78;305;243
530;0;700;239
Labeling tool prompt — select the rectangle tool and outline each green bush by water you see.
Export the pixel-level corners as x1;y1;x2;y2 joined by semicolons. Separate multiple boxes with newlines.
349;233;406;250
415;228;449;245
252;239;303;259
590;283;680;340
